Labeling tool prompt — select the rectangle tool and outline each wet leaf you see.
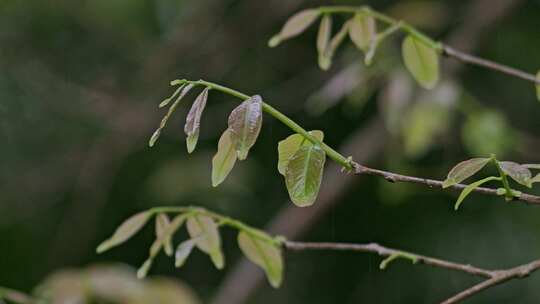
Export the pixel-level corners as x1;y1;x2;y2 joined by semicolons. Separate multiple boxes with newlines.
155;214;174;256
211;129;238;187
455;176;500;210
268;9;320;47
402;35;439;89
228;95;263;160
284;144;326;207
277;131;324;175
317;15;332;70
97;211;152;253
237;231;283;288
184;87;210;153
349;13;376;52
442;158;490;188
186;215;224;269
175;239;197;268
500;161;532;188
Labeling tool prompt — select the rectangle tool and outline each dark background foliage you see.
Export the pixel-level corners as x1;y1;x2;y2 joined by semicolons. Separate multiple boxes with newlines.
1;0;540;303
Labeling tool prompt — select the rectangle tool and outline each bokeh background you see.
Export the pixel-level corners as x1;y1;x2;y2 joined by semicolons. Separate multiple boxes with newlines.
1;0;540;303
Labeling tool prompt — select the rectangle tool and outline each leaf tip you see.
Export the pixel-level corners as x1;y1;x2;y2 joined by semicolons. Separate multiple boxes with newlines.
268;35;281;48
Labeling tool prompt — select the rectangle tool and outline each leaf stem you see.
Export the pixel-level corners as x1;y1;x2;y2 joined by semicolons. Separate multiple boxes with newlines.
176;79;353;170
491;155;513;201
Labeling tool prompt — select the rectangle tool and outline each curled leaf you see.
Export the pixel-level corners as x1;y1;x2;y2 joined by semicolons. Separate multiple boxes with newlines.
237;231;283;288
228;95;263;160
97;211;152;253
268;9;320;47
285;144;326;207
184;87;210;153
277;131;324;175
455;176;500;210
317;15;332;70
155;214;174;256
186;215;224;269
500;161;532;188
442;158;490;188
175;239;197;268
349;13;376;52
402;35;439;89
211;129;238;187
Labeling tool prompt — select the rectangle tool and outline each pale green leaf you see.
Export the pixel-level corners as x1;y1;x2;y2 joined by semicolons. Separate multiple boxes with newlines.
175;239;197;268
228;95;263;160
285;144;326;207
159;83;185;108
402;35;439;89
149;214;187;258
211;129;238;187
155;214;174;256
531;173;540;183
348;13;376;52
186;215;224;269
268;9;320;47
317;15;332;70
500;161;532;188
137;258;153;279
184;87;209;154
442;158;490;188
455;176;500;210
277;131;324;175
237;231;283;288
97;211;152;253
319;21;350;71
148;130;161;147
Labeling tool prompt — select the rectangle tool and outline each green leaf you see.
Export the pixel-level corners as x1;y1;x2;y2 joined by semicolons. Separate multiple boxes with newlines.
268;9;320;47
97;211;152;253
319;20;350;71
137;258;153;279
186;214;224;269
536;70;540;101
317;15;332;70
348;13;376;52
174;239;197;268
455;176;500;210
284;144;326;207
442;158;490;188
531;173;540;184
211;129;238;187
155;214;174;256
277;131;324;175
184;87;210;154
149;214;187;258
401;35;439;89
228;95;263;160
159;83;185;108
237;231;283;288
499;161;532;188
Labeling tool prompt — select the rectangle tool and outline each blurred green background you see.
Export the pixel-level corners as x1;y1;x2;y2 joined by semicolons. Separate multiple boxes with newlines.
1;0;540;303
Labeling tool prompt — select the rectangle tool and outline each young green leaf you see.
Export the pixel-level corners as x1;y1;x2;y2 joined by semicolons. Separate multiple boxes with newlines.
319;21;351;71
212;129;238;187
268;9;320;47
184;87;210;153
442;158;490;188
155;214;174;256
137;258;153;279
348;13;376;52
228;95;263;160
499;161;532;188
285;144;326;207
402;35;439;89
149;214;187;258
237;231;283;288
531;173;540;184
97;211;152;253
175;239;197;268
317;15;332;70
277;131;324;175
159;83;185;108
186;214;224;269
455;176;500;210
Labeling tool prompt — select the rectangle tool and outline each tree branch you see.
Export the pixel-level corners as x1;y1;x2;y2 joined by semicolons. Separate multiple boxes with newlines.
284;240;540;304
353;163;540;206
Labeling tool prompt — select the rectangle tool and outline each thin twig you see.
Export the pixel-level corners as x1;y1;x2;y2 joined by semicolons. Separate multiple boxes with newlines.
442;45;540;84
284;241;540;304
353;162;540;206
